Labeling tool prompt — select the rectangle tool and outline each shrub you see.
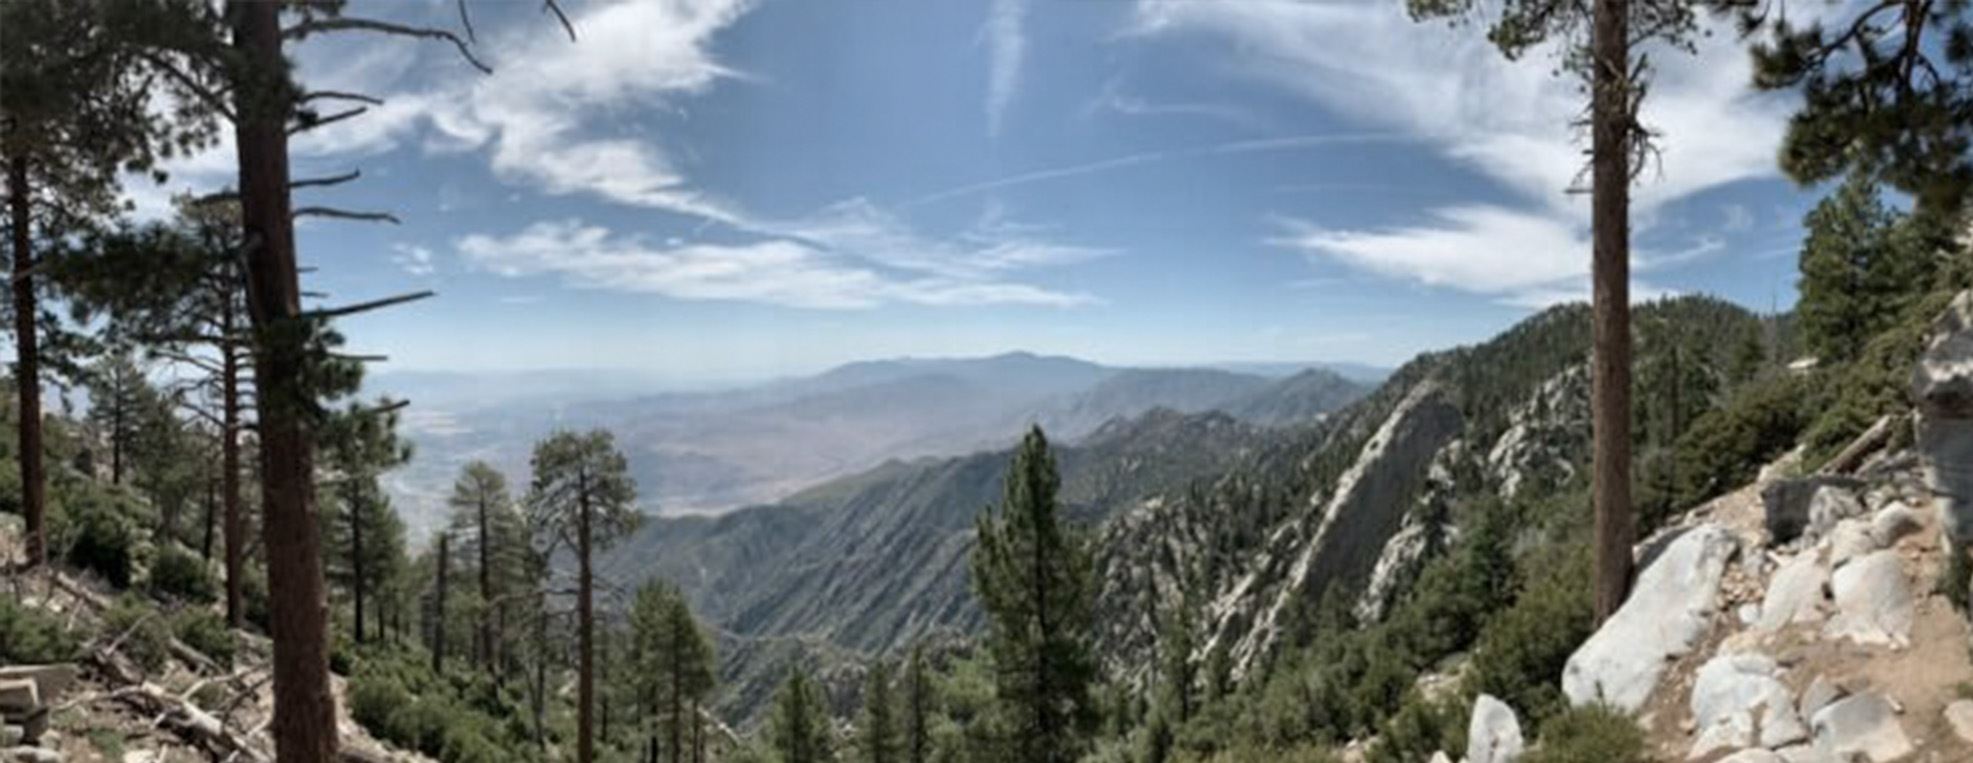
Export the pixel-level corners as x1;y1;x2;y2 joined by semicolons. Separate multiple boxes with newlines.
0;596;79;663
102;594;172;672
64;496;138;587
172;609;235;667
1467;546;1594;727
1669;372;1811;510
347;645;542;763
149;544;218;604
1519;705;1649;763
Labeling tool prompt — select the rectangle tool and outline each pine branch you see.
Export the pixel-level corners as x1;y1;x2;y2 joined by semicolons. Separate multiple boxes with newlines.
283;17;492;74
292;206;401;225
299;91;384;106
300;290;436;320
290;107;369;135
291;170;362;191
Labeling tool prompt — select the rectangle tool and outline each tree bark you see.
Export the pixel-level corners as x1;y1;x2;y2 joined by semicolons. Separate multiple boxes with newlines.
578;472;596;763
350;486;366;644
434;532;448;673
229;2;338;758
1590;0;1636;625
477;492;495;678
7;154;44;569
202;472;217;560
221;296;244;628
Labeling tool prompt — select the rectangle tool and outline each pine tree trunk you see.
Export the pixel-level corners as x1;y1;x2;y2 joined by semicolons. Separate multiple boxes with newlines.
434;532;449;673
669;633;683;763
231;0;337;756
692;697;703;763
201;475;216;560
350;487;366;644
221;307;244;628
578;472;597;763
1590;0;1637;625
7;154;44;569
478;493;495;677
534;599;549;749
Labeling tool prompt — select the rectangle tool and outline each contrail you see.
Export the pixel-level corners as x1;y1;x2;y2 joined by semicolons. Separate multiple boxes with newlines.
903;132;1405;208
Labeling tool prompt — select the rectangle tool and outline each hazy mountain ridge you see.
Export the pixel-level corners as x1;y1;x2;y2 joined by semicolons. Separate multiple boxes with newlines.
377;354;1373;535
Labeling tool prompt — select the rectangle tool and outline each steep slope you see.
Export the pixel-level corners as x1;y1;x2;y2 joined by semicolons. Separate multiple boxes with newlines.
1089;296;1769;687
603;408;1273;725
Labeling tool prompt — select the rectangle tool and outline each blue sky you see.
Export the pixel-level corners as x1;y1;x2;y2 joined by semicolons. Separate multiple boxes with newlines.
135;0;1825;385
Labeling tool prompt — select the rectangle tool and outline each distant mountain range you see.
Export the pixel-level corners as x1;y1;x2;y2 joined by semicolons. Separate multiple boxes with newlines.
371;354;1381;537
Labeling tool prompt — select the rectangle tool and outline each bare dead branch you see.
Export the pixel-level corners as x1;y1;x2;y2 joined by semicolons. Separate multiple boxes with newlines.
289;107;367;135
543;0;578;42
283;17;492;74
292;206;401;225
299;90;384;106
291;170;362;191
137;51;236;121
300;290;436;320
457;0;479;43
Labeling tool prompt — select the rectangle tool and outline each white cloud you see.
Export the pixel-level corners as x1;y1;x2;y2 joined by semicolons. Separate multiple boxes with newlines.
391;244;437;276
984;0;1028;137
457;219;1097;309
1271;207;1586;296
1722;203;1755;232
1132;0;1802;308
1131;1;1792;219
417;0;753;222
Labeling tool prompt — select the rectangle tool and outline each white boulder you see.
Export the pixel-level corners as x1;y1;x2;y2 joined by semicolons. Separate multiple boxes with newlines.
1687;653;1808;758
1717;751;1788;763
1825;519;1879;569
1945;699;1973;744
1467;694;1524;763
1563;525;1738;712
1758;552;1828;631
1808;694;1913;762
1823;551;1915;646
1867;502;1923;547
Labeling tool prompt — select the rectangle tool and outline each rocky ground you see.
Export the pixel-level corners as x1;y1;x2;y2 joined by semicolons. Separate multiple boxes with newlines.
0;520;423;763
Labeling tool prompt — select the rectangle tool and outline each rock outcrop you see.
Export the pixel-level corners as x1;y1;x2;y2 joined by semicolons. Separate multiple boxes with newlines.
1466;694;1525;763
1562;524;1739;713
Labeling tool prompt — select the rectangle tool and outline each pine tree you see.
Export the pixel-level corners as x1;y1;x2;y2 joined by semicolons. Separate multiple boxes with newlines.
447;460;524;680
771;668;836;763
529;429;641;763
629;579;717;763
1;0;220;569
1405;0;1719;624
1798;175;1900;364
321;401;411;644
901;645;934;763
1749;1;1973;214
970;426;1097;763
1157;600;1196;725
860;660;900;763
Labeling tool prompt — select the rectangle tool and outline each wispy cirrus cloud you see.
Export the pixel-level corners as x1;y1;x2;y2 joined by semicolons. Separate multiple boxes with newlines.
1131;0;1800;307
984;0;1029;137
458;216;1099;309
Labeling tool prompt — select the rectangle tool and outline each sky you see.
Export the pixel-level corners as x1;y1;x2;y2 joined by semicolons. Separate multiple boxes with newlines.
133;0;1828;386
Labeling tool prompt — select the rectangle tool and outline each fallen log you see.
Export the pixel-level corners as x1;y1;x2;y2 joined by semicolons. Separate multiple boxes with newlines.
1821;414;1897;475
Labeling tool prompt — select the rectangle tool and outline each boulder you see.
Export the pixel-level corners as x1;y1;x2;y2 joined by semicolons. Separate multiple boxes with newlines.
1825;519;1880;569
1563;525;1738;712
1824;551;1915;646
1798;675;1843;719
1809;694;1913;762
1763;477;1866;544
1867;502;1923;547
1914;290;1973;544
1687;652;1808;758
1717;751;1788;763
2;747;61;763
1467;693;1524;763
1773;746;1838;763
1758;552;1828;631
1945;699;1973;744
1428;753;1454;763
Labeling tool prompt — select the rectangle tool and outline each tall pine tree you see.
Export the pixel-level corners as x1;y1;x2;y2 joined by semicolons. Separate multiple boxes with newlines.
971;426;1097;763
771;667;836;763
529;429;641;763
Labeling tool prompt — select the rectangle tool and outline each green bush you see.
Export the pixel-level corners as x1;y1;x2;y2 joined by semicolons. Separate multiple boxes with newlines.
63;496;138;587
1467;546;1594;727
172;608;235;667
149;544;219;604
1668;373;1811;511
1519;705;1649;763
346;645;541;763
102;594;172;672
0;596;80;663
